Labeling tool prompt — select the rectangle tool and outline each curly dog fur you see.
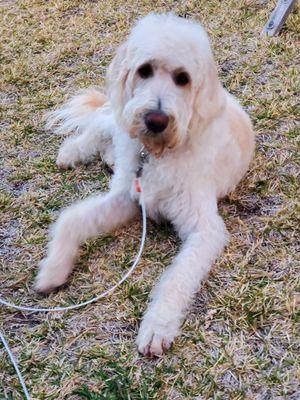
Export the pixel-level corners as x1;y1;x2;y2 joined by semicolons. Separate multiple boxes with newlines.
35;14;255;356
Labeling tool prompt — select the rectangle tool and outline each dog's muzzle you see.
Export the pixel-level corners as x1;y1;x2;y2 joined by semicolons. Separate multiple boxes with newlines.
144;110;169;134
137;110;177;157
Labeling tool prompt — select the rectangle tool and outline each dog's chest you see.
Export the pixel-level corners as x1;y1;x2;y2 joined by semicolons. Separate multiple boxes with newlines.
131;153;192;222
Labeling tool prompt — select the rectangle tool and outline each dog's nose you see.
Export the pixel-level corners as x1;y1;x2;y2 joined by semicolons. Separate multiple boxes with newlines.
144;111;169;134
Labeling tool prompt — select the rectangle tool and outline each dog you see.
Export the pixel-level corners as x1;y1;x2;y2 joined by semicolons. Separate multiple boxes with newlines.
35;13;255;356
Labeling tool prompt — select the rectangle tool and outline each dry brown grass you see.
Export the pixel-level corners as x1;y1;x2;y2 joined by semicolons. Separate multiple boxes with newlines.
0;1;299;399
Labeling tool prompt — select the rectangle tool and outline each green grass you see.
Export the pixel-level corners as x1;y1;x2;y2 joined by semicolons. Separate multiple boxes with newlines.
0;0;299;399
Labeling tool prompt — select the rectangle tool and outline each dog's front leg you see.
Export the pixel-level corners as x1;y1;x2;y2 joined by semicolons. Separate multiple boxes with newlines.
35;189;138;293
136;211;228;356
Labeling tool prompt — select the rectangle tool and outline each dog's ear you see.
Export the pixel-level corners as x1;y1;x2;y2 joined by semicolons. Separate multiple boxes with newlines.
193;60;225;125
107;41;130;121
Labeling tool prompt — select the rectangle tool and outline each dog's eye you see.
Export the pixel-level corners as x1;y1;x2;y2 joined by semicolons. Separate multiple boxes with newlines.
174;72;190;86
137;63;153;79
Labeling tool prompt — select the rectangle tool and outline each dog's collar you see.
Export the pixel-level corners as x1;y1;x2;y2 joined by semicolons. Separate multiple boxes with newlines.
136;146;150;178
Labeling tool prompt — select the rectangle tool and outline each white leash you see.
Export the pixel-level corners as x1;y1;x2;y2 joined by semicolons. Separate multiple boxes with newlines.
0;331;31;400
0;182;147;400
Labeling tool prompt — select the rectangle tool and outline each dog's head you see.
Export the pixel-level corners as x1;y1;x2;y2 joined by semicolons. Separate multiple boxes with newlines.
107;13;224;156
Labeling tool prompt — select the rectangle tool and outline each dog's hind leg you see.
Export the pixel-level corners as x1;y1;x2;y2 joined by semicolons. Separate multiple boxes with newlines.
46;89;116;169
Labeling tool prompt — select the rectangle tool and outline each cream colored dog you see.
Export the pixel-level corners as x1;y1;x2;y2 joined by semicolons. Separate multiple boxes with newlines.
35;14;255;356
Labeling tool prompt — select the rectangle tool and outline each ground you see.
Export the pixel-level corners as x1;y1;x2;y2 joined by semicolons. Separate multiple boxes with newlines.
0;0;299;399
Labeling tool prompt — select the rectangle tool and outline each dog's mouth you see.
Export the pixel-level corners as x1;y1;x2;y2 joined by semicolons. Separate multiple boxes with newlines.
129;115;179;157
140;130;178;157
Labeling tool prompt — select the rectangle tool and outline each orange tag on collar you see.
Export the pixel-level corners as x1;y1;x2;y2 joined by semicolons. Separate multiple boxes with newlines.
135;178;142;193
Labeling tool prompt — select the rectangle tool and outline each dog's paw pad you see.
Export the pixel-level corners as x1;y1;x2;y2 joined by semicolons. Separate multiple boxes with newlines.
136;320;176;357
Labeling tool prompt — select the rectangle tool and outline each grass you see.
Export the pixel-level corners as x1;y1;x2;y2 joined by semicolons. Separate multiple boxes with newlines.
0;0;299;399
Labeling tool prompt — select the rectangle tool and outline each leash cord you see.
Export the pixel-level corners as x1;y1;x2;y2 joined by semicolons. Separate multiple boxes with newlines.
0;186;147;400
0;331;31;400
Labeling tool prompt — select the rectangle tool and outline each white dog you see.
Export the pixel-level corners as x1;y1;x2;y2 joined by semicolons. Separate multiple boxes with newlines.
35;14;255;356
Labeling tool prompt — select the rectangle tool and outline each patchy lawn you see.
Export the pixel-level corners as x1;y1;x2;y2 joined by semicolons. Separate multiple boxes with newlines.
0;0;299;399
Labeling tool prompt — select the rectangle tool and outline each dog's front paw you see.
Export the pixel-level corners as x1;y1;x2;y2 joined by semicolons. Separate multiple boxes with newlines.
136;313;180;357
56;140;81;169
34;258;70;294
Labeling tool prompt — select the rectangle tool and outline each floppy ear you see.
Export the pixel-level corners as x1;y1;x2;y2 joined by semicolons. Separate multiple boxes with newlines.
107;41;130;122
194;60;225;124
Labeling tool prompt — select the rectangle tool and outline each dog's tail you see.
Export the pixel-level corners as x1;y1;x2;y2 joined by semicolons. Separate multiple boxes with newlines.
45;88;108;135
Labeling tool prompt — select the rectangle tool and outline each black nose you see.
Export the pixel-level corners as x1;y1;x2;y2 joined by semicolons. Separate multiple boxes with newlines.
144;111;169;134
